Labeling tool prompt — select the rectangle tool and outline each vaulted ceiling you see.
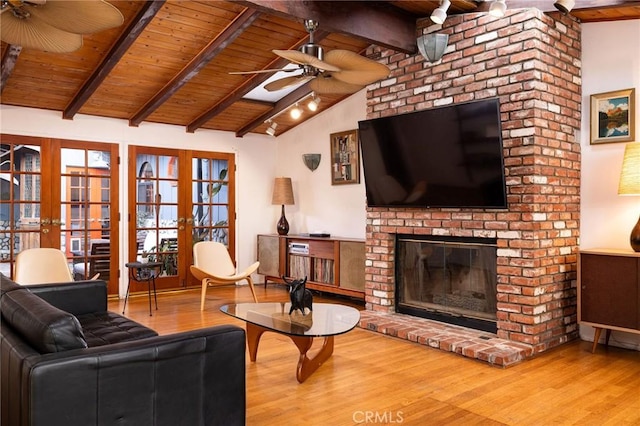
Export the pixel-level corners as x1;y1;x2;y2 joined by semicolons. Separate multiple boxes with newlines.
1;1;639;138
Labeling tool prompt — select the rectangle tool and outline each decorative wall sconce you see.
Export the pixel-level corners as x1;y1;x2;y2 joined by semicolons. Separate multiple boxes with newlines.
302;153;321;171
430;0;451;24
417;33;449;63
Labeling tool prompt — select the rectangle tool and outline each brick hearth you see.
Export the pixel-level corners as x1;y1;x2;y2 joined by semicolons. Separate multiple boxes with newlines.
359;311;533;367
360;8;582;360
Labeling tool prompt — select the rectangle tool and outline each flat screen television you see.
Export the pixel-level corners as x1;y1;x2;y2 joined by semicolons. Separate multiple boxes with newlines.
358;98;507;209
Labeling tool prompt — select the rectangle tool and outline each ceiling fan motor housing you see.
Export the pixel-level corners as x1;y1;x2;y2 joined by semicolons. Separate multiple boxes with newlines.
300;43;324;61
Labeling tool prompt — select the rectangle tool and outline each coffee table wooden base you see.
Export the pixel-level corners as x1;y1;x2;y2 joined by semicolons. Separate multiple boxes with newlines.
246;322;334;383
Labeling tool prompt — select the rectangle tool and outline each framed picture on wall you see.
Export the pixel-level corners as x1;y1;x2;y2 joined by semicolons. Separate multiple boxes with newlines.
330;129;360;185
590;88;636;144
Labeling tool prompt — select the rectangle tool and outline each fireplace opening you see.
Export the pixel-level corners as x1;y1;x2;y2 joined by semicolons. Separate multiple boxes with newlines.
395;235;498;333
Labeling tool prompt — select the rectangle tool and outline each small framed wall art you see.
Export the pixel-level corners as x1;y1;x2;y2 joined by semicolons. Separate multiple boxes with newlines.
330;129;360;185
590;88;635;144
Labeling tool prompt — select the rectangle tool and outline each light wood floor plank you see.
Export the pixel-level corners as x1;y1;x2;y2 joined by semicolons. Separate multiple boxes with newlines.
109;285;640;425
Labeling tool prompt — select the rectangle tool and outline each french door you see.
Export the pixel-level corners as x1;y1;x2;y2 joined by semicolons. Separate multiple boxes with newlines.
128;146;235;290
0;136;119;293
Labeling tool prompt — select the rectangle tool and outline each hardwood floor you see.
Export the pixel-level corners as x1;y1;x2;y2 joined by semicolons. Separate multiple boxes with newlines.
109;285;640;425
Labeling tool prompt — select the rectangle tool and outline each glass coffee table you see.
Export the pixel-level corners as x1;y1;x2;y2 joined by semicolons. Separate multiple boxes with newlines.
221;302;360;383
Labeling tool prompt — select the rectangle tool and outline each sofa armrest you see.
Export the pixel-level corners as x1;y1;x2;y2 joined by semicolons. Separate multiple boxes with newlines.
24;324;246;426
28;280;107;315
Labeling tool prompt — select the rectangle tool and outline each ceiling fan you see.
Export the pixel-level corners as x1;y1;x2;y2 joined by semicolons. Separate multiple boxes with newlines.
230;20;390;94
0;0;124;53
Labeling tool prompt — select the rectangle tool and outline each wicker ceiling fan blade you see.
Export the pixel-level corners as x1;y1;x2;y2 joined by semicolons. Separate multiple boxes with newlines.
309;76;364;94
264;75;313;92
0;11;83;52
273;49;341;72
27;0;124;34
229;67;298;75
323;49;390;85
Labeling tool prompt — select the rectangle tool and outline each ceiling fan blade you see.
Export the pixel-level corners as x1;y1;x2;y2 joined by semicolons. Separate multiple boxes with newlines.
27;0;124;34
309;76;364;94
229;67;298;75
273;49;341;72
1;10;83;52
264;75;313;92
323;49;390;86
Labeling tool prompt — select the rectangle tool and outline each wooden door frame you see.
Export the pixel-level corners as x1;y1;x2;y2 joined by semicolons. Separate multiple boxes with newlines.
0;135;119;293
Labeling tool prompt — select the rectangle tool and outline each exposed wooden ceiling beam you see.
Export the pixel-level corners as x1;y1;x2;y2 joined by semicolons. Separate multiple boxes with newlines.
1;45;22;94
129;8;261;127
232;0;417;54
63;0;166;120
235;83;313;137
186;30;330;134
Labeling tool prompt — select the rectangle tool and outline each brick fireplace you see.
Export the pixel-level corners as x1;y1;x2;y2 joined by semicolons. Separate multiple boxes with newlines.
360;9;581;363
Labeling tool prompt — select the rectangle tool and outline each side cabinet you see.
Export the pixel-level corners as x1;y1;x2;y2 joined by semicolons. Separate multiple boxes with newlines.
578;248;640;352
257;234;365;299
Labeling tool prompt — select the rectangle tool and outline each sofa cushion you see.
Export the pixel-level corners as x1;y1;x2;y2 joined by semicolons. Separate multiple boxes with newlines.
0;275;87;353
77;311;158;347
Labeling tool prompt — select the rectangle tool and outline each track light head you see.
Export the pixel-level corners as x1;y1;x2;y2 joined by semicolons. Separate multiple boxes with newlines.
489;0;507;18
554;0;575;14
430;0;451;25
265;120;277;136
307;93;321;111
290;103;302;119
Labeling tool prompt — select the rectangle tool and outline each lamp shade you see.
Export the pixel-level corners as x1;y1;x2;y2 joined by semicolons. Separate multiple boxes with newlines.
417;33;449;63
272;177;294;205
618;142;640;195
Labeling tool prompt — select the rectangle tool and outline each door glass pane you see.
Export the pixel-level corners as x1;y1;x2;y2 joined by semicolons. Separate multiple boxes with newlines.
0;144;42;277
61;148;112;282
191;157;229;245
135;154;178;277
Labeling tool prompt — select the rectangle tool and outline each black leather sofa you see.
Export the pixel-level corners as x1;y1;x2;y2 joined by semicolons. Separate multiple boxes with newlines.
0;275;246;426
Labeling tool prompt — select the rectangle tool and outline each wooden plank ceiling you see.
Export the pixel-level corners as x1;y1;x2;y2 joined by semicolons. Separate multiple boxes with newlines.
1;0;639;138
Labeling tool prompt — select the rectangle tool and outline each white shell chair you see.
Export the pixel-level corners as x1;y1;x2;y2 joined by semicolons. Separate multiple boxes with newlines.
14;248;74;285
190;241;259;310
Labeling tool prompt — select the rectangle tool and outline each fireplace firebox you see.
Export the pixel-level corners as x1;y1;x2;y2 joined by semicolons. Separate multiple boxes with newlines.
395;235;498;333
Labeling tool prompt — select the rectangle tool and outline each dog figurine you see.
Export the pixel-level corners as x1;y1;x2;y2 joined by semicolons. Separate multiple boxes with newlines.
283;276;313;315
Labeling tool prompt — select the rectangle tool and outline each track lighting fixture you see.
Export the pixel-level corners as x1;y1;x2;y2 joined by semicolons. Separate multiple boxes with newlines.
554;0;575;14
307;93;321;111
265;120;278;136
430;0;451;25
290;103;302;120
489;0;507;18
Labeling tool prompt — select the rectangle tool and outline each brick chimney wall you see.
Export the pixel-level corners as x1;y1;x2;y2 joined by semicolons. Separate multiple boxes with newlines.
364;9;582;354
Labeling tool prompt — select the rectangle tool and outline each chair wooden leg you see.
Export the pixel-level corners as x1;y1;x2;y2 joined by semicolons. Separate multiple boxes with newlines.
200;278;208;311
247;277;258;303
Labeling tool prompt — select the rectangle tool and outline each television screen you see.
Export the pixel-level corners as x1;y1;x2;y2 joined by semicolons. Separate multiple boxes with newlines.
358;98;507;208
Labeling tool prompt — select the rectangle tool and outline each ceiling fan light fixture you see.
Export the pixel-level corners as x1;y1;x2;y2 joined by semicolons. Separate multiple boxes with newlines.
430;0;451;25
307;93;321;111
489;0;507;18
554;0;575;14
290;104;302;120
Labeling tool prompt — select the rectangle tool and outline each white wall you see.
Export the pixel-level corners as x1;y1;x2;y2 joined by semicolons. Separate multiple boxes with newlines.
580;19;640;350
0;105;277;294
270;89;368;239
